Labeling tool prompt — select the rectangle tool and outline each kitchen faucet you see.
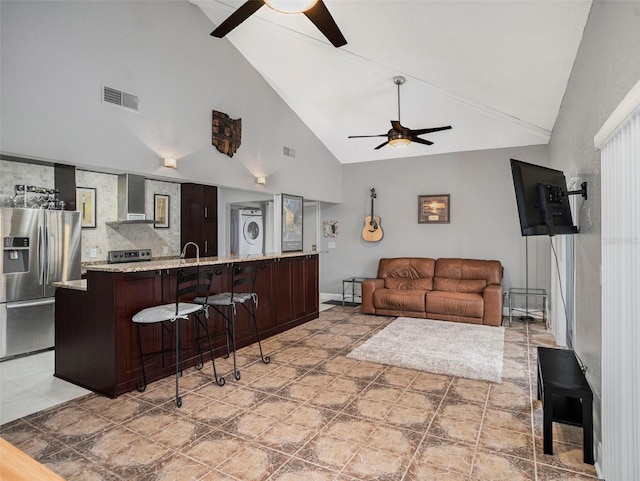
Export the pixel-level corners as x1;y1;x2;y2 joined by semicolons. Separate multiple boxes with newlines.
180;242;200;262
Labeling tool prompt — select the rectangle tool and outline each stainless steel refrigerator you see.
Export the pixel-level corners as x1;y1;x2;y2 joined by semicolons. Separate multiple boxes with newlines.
1;208;81;361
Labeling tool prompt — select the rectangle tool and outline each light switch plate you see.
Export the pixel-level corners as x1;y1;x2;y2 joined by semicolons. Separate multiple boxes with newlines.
328;242;336;249
90;248;97;258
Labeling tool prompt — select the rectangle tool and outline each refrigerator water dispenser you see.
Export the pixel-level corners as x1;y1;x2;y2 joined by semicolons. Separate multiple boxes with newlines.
3;237;29;274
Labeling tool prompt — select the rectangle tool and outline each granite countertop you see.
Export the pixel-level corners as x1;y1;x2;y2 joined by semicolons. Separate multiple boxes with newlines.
83;251;318;273
54;251;319;290
53;279;87;291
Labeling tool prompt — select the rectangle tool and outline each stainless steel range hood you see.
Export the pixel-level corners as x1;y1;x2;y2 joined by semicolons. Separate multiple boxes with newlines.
107;174;155;225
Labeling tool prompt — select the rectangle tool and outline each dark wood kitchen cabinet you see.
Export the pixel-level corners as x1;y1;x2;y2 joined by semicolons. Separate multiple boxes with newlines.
180;183;217;257
274;254;319;326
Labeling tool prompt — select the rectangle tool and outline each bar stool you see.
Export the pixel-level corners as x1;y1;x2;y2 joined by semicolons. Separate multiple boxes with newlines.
132;266;224;407
195;262;270;381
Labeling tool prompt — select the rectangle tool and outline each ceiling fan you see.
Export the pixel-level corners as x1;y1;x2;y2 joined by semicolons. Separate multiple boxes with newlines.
210;0;347;48
349;76;452;150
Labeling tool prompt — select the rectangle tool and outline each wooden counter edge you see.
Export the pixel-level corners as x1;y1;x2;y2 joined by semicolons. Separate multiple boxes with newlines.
0;438;65;481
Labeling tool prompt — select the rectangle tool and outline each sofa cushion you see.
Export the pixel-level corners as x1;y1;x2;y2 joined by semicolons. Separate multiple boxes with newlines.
426;291;484;319
435;258;502;285
433;277;487;293
385;277;433;290
374;289;427;312
377;257;436;282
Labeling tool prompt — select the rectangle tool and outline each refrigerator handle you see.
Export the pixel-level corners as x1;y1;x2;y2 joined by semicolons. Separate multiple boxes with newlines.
6;298;56;309
38;225;45;285
44;225;51;285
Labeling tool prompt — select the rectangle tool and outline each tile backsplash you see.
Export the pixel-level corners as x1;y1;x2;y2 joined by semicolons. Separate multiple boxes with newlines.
2;159;181;262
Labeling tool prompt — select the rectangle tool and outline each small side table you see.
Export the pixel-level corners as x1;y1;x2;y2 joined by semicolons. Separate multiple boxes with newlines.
508;287;548;328
342;277;367;306
537;347;594;464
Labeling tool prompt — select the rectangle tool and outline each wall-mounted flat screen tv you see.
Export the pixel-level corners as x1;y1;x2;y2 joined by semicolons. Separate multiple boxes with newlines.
510;158;579;236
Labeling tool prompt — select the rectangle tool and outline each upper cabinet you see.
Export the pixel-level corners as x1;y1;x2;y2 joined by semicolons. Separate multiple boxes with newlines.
180;183;217;258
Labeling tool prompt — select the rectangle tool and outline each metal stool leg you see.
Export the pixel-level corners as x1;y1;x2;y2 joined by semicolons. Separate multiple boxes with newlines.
175;318;182;408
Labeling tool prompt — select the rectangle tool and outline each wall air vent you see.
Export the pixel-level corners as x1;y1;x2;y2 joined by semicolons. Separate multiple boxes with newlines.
283;146;296;158
102;85;139;112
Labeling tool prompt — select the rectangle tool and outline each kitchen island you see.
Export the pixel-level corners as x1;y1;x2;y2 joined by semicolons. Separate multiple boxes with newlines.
54;252;319;398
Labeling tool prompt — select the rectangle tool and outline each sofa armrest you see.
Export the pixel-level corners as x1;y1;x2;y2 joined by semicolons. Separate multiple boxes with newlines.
483;284;503;326
362;278;384;314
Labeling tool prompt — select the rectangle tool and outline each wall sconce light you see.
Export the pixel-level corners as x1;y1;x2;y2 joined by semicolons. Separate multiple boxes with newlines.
256;176;266;185
163;158;177;168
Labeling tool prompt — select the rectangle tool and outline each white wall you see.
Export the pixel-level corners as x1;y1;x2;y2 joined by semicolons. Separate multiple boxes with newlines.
548;0;640;468
0;0;342;203
319;144;550;299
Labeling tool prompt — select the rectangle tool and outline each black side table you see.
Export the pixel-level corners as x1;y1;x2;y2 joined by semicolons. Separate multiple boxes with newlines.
537;346;594;464
342;277;366;306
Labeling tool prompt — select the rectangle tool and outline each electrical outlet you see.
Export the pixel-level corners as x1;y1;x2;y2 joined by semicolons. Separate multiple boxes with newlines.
163;246;169;255
328;242;336;249
90;248;97;258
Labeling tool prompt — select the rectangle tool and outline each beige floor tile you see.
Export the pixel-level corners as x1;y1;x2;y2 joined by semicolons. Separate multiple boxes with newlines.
477;425;534;460
384;403;435;430
375;365;419;388
535;463;600;480
271;457;339;481
482;406;532;434
429;415;481;444
283;404;336;430
322;414;378;443
343;445;411;480
217;444;289;481
471;450;535;481
40;448;121;481
182;431;245;467
406;463;471;481
534;440;598;476
366;424;421;455
127;408;211;450
298;433;361;470
258;421;315;453
412;435;475;474
438;399;485;422
345;397;392;421
146;453;211;481
409;371;452;394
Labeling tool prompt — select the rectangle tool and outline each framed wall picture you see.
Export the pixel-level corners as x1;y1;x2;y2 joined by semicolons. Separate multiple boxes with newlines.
418;194;450;224
282;193;303;252
77;187;97;228
154;194;170;229
323;220;339;238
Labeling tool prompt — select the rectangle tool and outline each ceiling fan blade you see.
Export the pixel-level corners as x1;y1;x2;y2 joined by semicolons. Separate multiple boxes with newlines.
211;0;265;38
411;136;434;146
348;134;387;139
303;0;347;47
374;141;389;150
410;125;452;136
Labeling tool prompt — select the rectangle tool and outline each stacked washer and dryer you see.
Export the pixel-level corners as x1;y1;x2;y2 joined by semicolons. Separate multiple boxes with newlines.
230;208;264;256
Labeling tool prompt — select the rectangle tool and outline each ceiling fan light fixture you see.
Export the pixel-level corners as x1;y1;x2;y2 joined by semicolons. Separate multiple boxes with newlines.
388;130;412;147
264;0;318;14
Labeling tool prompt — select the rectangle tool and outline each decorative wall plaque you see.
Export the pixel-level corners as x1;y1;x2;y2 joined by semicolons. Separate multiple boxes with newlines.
212;110;242;157
323;220;339;237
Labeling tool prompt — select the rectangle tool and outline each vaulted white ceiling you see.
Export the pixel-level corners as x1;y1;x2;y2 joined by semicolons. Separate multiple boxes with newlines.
192;0;592;164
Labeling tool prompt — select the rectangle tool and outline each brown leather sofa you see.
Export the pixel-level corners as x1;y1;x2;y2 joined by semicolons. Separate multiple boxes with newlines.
361;257;504;326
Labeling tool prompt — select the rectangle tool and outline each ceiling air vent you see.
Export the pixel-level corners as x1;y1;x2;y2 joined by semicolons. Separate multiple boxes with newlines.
102;85;139;112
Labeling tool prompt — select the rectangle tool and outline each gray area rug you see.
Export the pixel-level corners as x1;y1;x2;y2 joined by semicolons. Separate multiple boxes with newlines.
347;317;505;383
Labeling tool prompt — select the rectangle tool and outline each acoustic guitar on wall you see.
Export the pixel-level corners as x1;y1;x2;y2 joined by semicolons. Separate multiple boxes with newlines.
362;188;383;242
